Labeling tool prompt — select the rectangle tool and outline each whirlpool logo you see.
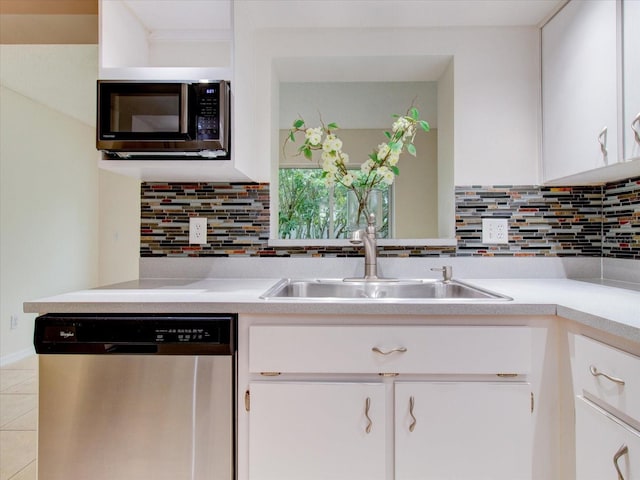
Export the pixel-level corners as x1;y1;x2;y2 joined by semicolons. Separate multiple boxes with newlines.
59;330;75;339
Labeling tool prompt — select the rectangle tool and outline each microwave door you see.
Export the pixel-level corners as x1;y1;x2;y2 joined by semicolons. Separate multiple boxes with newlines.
98;83;191;144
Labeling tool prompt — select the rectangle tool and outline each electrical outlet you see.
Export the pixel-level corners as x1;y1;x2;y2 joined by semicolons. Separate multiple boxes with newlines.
189;217;207;245
10;314;18;330
482;218;509;244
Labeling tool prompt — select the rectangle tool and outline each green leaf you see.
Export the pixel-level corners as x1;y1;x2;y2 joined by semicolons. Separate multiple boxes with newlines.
407;143;417;156
289;132;295;142
419;120;430;132
410;107;419;120
303;147;312;160
384;131;391;139
327;122;339;130
391;166;400;176
293;119;305;128
369;152;378;162
390;140;403;152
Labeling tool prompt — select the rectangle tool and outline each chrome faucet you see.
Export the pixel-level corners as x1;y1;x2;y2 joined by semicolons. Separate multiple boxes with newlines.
348;213;381;281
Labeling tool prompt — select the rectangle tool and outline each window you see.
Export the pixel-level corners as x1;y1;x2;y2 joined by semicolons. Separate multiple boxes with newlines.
278;168;390;239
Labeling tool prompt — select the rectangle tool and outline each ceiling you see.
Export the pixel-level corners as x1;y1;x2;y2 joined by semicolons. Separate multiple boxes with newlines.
242;0;565;29
0;0;565;45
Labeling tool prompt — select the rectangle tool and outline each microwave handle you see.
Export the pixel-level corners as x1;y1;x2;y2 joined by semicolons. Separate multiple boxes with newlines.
180;84;189;134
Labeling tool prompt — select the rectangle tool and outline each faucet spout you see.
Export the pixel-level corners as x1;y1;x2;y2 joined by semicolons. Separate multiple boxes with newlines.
348;213;381;281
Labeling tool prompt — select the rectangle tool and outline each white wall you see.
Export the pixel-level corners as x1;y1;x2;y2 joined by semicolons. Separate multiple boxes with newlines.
233;3;541;186
438;60;455;237
0;85;99;362
99;170;140;286
0;45;139;364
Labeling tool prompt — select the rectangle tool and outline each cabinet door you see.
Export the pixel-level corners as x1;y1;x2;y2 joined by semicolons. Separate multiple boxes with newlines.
576;397;640;479
624;0;640;160
248;382;386;480
395;382;532;480
542;0;620;181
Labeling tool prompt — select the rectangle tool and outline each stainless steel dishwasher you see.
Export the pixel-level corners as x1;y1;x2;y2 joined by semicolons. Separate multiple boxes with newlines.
34;313;236;480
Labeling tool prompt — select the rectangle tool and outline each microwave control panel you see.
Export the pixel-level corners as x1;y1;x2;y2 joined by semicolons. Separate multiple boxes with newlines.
194;83;222;141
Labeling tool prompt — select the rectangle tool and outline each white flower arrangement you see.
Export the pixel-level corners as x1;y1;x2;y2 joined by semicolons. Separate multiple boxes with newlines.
286;107;430;221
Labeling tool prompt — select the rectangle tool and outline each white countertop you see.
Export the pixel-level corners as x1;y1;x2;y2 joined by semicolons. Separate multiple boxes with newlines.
23;277;640;343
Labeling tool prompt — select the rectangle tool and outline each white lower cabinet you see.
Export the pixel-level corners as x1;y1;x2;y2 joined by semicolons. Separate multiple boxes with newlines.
575;397;640;480
247;380;532;480
246;323;534;480
571;334;640;479
395;382;532;480
248;382;386;480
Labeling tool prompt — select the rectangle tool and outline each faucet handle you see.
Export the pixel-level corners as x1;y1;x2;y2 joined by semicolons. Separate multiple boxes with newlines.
431;265;453;282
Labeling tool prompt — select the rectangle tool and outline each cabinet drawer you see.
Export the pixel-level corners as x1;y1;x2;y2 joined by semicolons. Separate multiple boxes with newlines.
250;325;531;375
576;397;640;480
572;335;640;423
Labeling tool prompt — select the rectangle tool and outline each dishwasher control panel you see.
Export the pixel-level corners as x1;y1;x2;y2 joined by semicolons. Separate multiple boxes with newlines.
34;313;236;355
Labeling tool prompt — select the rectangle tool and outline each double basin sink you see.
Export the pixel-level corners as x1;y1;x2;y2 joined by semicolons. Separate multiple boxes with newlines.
261;278;511;301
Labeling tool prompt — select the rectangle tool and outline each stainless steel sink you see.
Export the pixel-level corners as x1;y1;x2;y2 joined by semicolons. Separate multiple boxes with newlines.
260;279;511;301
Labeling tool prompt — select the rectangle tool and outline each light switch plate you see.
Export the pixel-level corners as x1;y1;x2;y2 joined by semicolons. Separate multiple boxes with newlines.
482;218;509;244
189;217;207;244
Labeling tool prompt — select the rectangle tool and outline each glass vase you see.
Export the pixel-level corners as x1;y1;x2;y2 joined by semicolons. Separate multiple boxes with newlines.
346;188;383;233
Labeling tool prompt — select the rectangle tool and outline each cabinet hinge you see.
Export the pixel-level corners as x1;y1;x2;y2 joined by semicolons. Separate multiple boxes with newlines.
245;390;250;412
531;392;534;413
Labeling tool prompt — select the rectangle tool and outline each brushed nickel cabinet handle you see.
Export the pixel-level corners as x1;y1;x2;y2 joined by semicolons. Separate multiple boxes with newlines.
589;365;626;386
613;444;628;480
632;112;640;145
364;397;372;434
598;127;608;162
409;396;417;432
372;346;407;355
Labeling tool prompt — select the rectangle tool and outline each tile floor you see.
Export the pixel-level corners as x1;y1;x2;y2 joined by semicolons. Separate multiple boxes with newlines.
0;356;38;480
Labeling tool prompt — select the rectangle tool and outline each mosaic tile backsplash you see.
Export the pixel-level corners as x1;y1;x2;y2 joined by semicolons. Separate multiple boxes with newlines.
455;185;603;257
140;177;640;259
603;177;640;259
140;182;454;257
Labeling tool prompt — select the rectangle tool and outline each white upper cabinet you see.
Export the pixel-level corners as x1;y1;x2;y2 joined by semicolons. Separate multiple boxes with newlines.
99;0;232;80
542;0;640;185
542;0;620;183
97;0;254;181
624;0;640;160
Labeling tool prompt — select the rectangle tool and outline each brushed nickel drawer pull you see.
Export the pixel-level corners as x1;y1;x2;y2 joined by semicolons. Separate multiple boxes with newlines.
613;444;628;480
372;346;407;356
409;396;417;432
364;397;372;434
589;365;626;386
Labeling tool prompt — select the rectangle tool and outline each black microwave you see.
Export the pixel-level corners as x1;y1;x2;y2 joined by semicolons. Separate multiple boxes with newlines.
97;80;230;159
